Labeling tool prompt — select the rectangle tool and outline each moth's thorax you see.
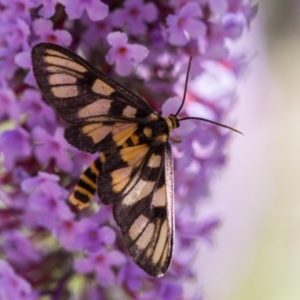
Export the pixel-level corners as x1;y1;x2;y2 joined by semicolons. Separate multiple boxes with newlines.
163;114;179;132
137;113;179;144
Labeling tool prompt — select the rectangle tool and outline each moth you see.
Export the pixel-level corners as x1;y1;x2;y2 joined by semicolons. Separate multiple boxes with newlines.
31;43;241;277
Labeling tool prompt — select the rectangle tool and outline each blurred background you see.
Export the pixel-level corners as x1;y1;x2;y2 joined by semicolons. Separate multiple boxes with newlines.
196;1;300;300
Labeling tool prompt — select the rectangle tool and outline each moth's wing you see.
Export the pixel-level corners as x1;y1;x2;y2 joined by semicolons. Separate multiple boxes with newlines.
31;42;153;153
65;121;141;154
98;142;174;277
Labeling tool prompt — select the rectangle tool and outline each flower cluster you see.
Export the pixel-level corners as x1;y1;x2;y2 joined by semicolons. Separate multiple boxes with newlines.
0;0;257;299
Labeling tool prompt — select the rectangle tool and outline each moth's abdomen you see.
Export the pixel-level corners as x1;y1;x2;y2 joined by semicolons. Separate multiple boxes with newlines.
69;156;102;209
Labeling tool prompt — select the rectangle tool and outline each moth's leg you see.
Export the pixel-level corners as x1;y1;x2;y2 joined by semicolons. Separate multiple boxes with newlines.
169;137;181;143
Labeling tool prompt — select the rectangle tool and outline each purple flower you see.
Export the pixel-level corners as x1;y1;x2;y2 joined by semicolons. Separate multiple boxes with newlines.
158;281;184;300
21;171;60;194
68;147;96;178
161;96;182;116
1;230;41;266
74;218;116;252
176;213;221;245
22;173;72;229
21;89;56;131
222;12;246;39
111;0;158;36
90;205;112;225
15;51;36;86
81;16;114;47
241;2;259;25
0;87;20;120
74;248;127;287
117;262;146;292
208;0;228;16
0;46;18;79
65;0;108;21
32;19;72;46
189;60;237;101
106;31;149;76
83;286;106;299
34;0;66;19
140;281;183;300
26;187;71;229
0;0;33;23
54;217;79;251
166;3;206;46
3;18;30;51
0;260;36;300
0;127;31;170
32;126;73;172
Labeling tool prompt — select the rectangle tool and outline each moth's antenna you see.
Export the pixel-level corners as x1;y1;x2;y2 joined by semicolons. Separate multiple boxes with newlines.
178;116;243;135
174;55;243;135
174;55;193;117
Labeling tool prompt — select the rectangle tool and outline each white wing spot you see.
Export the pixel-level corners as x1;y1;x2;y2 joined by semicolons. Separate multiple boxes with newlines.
160;242;169;268
78;99;113;118
111;166;133;193
82;124;111;143
46;49;69;58
112;123;137;146
152;185;166;207
143;127;152;138
147;154;161;168
136;222;155;250
120;144;149;166
92;79;115;96
123;179;155;206
51;85;78;98
123;106;137;118
152;220;168;264
49;74;76;85
45;56;87;73
129;214;149;241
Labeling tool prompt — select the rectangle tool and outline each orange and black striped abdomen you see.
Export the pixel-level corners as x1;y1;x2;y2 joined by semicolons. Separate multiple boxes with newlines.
69;156;102;209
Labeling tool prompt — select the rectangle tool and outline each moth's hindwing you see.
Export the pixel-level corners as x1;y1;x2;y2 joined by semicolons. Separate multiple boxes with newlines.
31;43;174;277
97;143;174;277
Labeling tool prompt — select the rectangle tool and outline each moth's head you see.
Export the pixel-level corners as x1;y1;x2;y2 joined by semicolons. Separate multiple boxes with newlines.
164;114;180;132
